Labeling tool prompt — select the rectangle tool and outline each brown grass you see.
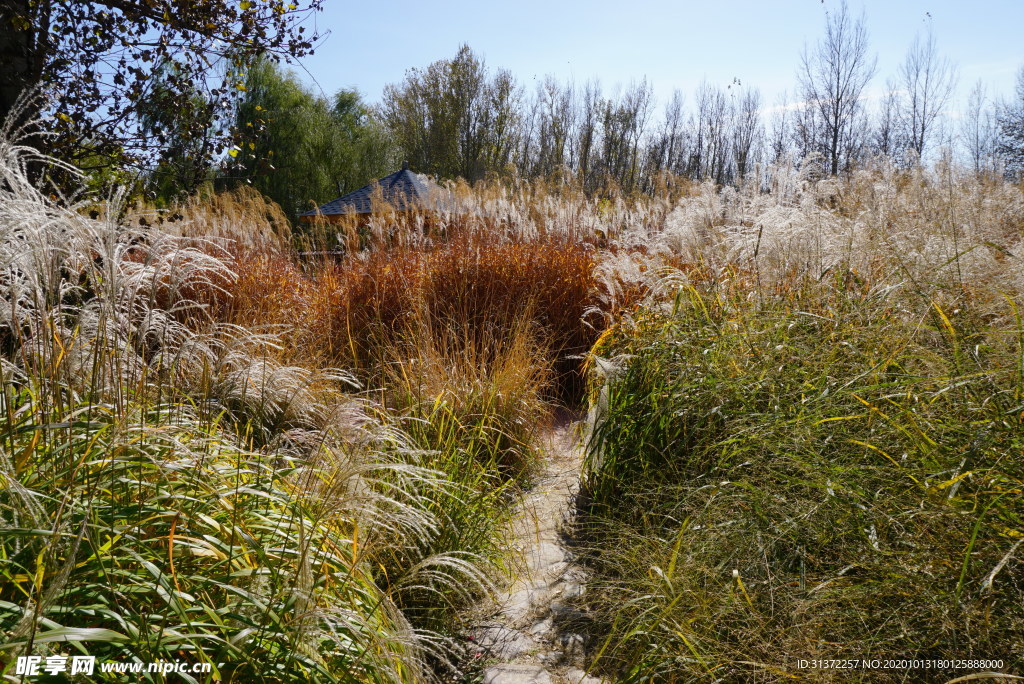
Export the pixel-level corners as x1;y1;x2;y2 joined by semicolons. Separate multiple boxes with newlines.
210;230;600;403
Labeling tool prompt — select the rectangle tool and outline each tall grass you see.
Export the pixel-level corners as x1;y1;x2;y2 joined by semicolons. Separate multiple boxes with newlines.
213;230;598;403
384;304;550;476
0;131;495;682
1;386;442;682
10;120;1023;682
574;276;1024;680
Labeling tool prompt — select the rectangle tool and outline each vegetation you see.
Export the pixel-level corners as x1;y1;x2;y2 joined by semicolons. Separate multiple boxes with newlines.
573;161;1024;681
0;135;521;681
578;293;1024;681
4;102;1024;681
222;60;396;221
0;0;324;171
2;3;1024;683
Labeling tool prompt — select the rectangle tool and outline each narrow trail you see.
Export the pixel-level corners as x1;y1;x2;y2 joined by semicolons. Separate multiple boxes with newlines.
465;416;606;684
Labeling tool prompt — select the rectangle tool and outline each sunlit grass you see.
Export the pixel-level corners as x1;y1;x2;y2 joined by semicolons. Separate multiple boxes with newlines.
574;278;1024;682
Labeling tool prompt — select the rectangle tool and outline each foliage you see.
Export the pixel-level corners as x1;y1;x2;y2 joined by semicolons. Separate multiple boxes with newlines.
7;88;1024;681
563;156;1024;682
138;62;219;202
0;388;436;683
223;59;396;221
381;45;521;183
0;131;502;682
383;305;550;479
0;0;323;171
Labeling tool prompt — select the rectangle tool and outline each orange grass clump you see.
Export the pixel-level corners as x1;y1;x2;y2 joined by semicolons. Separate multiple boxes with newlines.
212;232;601;402
322;234;598;396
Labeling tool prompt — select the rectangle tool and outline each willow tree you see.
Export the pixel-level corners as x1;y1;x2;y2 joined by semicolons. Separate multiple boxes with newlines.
223;60;395;221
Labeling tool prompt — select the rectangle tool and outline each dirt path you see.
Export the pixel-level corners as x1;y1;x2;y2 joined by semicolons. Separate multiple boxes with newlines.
465;417;605;684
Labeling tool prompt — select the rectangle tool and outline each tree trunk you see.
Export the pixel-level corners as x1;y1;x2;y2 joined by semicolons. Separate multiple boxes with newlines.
0;0;36;128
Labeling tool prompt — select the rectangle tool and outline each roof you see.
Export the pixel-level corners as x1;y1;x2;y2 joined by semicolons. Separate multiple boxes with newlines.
300;163;442;218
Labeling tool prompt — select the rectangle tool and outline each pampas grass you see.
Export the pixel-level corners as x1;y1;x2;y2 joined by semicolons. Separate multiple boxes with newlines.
0;119;494;682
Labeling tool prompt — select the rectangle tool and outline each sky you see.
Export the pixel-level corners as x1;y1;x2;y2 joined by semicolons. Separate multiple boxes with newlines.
296;0;1023;115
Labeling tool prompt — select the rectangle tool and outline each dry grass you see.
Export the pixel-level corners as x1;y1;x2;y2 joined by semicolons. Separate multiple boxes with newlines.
67;155;1024;682
205;228;599;403
570;161;1024;682
383;305;550;477
0;133;506;682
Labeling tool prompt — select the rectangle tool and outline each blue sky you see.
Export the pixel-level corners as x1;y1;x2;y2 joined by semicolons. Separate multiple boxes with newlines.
297;0;1023;113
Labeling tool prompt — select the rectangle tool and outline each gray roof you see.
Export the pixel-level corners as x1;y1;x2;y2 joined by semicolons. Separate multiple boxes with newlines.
300;164;441;218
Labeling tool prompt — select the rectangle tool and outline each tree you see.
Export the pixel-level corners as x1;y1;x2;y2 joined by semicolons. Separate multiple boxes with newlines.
479;69;521;175
796;1;876;175
381;45;522;182
650;89;686;176
138;62;218;201
896;29;956;160
731;86;762;180
767;91;793;165
960;80;999;176
0;0;323;168
688;81;730;182
531;77;575;181
997;66;1024;180
223;60;395;221
574;80;602;189
872;79;901;158
596;81;653;192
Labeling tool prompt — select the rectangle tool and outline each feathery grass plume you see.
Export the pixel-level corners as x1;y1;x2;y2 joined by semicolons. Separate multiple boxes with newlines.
0;116;493;682
121;183;293;252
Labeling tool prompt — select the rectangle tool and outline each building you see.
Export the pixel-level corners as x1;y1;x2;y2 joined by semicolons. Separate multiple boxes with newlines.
299;162;449;224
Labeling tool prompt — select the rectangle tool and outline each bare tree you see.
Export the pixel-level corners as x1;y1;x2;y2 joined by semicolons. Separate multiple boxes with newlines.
960;80;998;175
997;65;1024;179
797;1;876;175
575;80;602;189
648;89;686;176
872;78;901;158
896;28;956;160
731;86;762;179
543;77;579;180
767;90;793;165
598;80;653;192
468;67;522;176
516;94;539;176
689;81;730;182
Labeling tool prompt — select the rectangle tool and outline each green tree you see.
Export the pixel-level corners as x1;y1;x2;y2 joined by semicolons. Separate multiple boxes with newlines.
224;59;395;221
381;45;522;181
